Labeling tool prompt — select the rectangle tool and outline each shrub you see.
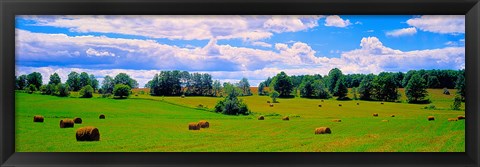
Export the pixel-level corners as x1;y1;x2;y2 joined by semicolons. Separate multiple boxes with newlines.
424;105;436;110
102;93;112;98
79;85;94;98
27;84;36;94
214;89;250;115
46;84;58;95
57;83;70;97
451;95;462;110
113;84;131;98
270;91;279;103
39;85;47;94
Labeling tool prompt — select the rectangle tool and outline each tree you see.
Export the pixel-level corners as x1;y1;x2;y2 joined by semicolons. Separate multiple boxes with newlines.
270;71;294;97
48;73;61;85
372;72;399;102
238;77;252;96
270;91;280;103
89;74;99;92
359;74;375;100
352;87;358;100
113;84;131;98
312;80;331;99
212;80;222;97
149;71;182;96
455;69;465;101
427;76;441;88
39;85;47;94
57;83;70;97
114;73;138;89
66;72;81;91
405;73;429;103
17;75;28;90
79;85;94;98
258;82;265;96
27;84;36;94
327;68;343;96
334;77;348;100
214;84;250;115
402;70;416;88
101;75;115;94
27;72;43;90
79;72;91;89
451;95;462;110
45;84;57;95
299;76;315;97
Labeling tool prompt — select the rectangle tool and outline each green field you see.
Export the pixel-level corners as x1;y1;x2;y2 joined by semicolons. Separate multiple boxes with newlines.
16;88;465;152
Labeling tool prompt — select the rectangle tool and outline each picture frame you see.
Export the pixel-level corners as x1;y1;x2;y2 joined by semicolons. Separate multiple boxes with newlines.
1;0;479;166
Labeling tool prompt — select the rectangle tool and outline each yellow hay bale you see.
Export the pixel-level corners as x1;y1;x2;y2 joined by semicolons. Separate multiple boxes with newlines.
269;104;274;107
76;126;100;141
381;102;384;105
338;104;342;107
457;115;465;120
321;100;324;102
428;116;435;121
315;127;331;134
318;104;322;107
73;117;82;124
282;116;289;121
391;115;395;117
188;122;200;130
59;119;74;128
267;101;270;103
332;119;342;122
258;116;265;120
99;114;105;119
448;118;458;121
33;115;44;123
382;120;389;122
373;113;379;117
198;120;209;128
357;103;359;105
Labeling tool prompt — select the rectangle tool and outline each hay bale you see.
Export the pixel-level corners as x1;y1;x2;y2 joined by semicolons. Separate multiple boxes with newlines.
391;114;395;117
269;104;274;107
76;126;100;141
373;113;379;117
448;118;458;121
357;103;360;105
135;94;138;96
321;100;324;102
318;104;322;107
99;114;105;119
188;122;200;130
198;120;209;128
332;119;341;122
258;116;265;120
428;116;435;121
267;101;270;103
59;119;74;128
282;116;289;121
73;117;82;124
382;120;389;122
315;127;331;134
33;115;44;123
338;104;342;107
381;102;384;105
457;115;465;120
181;95;185;98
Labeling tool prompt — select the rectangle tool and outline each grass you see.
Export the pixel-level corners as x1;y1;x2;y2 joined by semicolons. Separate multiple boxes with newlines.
16;88;465;152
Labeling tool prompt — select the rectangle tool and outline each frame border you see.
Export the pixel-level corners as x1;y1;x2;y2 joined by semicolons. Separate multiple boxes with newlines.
1;0;479;166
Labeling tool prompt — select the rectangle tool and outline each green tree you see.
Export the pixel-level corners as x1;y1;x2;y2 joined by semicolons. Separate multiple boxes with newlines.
113;84;131;98
39;85;47;94
114;73;138;89
17;75;28;90
27;72;43;90
48;73;61;85
101;75;115;94
258;82;265;96
334;77;348;100
312;80;331;99
79;72;91;88
238;77;252;96
327;68;343;96
358;74;375;100
427;76;441;88
451;95;462;110
89;74;99;92
66;72;81;91
212;80;222;97
79;85;94;98
214;84;250;115
46;84;58;95
372;72;399;102
57;83;70;97
299;76;315;97
270;90;280;103
27;84;37;94
455;69;465;101
270;71;294;97
405;73;429;103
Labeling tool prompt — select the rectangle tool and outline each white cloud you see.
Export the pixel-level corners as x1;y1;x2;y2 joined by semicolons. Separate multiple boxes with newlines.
251;41;272;48
406;15;464;34
324;15;351;28
86;48;115;57
386;27;417;37
20;15;323;41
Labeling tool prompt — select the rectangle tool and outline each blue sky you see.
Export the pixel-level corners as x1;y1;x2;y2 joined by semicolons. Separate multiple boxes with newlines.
15;15;465;87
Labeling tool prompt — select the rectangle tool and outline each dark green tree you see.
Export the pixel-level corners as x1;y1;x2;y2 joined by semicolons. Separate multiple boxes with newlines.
79;85;94;98
372;72;399;102
405;73;429;103
66;72;81;91
27;72;43;90
455;69;465;101
113;84;131;98
17;75;28;90
101;75;115;94
270;71;294;97
327;68;343;96
48;73;61;85
334;77;348;100
358;74;375;100
89;74;99;92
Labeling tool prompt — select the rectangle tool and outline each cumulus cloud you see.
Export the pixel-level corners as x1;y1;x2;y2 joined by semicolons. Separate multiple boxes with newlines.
20;15;323;41
86;48;116;57
406;15;464;34
324;15;351;28
251;41;272;48
386;27;417;37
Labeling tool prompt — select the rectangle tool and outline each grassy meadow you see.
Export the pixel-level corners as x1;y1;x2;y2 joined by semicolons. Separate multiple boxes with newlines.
16;88;465;152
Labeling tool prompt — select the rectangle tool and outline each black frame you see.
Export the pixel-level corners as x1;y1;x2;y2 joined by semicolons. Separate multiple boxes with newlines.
1;0;479;166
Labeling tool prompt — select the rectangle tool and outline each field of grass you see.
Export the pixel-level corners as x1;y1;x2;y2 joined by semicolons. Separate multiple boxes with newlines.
16;88;465;152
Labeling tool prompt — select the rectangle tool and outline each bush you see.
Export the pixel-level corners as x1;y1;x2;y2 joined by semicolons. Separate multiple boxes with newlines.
39;85;47;94
46;84;57;95
451;95;462;110
423;105;436;110
102;93;112;98
27;84;36;94
113;84;131;98
270;91;279;103
57;83;70;97
214;89;250;115
79;85;94;98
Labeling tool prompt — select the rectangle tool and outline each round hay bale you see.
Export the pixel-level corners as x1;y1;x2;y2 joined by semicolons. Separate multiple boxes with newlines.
76;126;100;141
267;101;270;103
338;104;342;107
282;116;289;121
332;119;341;122
381;102;384;105
73;117;82;124
373;113;379;117
315;127;331;134
457;115;465;120
391;114;395;117
99;114;105;119
448;118;458;121
198;120;209;128
357;103;360;105
321;100;324;102
258;116;265;120
318;104;322;107
188;122;200;130
59;119;74;128
269;104;274;107
382;120;389;122
181;95;185;98
428;116;435;121
33;115;44;123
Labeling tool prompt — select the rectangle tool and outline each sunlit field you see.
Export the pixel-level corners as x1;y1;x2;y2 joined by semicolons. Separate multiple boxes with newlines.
16;88;465;152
